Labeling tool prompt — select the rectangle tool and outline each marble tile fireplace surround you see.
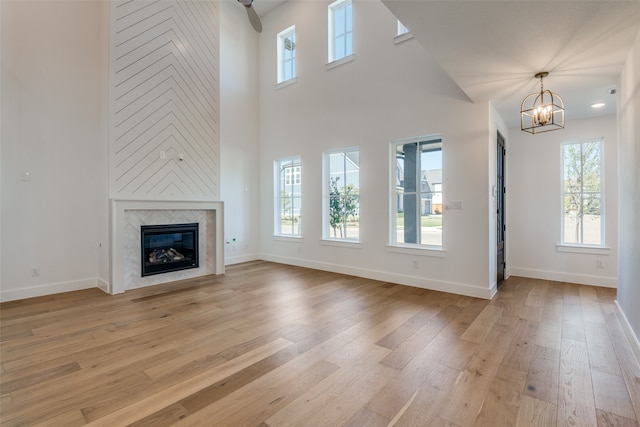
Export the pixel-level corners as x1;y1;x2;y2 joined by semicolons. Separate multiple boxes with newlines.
110;200;224;294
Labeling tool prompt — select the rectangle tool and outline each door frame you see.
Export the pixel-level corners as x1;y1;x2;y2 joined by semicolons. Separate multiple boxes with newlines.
496;131;506;286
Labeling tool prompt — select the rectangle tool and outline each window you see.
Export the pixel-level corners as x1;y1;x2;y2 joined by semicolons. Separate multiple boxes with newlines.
328;0;352;62
397;20;409;36
391;136;443;247
562;139;603;246
277;26;296;83
324;148;360;241
275;157;302;236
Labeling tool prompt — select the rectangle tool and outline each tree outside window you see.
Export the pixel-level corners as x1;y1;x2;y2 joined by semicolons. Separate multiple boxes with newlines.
325;149;359;240
562;139;603;245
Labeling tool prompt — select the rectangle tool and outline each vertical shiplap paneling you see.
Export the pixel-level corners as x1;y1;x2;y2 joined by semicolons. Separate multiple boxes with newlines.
109;0;219;200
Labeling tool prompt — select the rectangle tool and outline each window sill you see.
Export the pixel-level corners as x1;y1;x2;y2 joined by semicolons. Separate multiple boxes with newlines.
272;235;303;242
326;54;356;70
556;244;610;255
276;77;297;90
386;245;446;258
321;239;361;249
394;33;414;45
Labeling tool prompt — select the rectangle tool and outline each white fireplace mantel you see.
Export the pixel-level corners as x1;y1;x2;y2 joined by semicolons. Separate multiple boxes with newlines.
110;199;224;294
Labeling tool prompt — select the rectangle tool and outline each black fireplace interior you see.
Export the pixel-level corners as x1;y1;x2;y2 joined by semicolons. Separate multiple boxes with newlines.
141;223;199;277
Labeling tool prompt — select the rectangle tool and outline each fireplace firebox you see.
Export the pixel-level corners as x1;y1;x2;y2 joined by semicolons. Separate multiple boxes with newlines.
141;223;199;277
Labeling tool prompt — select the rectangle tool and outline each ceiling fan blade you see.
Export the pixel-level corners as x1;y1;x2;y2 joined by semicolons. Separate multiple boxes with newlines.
245;4;262;33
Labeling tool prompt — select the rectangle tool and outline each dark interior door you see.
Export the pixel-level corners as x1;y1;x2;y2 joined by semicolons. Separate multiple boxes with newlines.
497;132;506;286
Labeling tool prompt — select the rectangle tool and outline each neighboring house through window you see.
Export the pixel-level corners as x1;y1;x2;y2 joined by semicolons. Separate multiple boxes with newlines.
328;0;352;62
324;148;360;241
562;138;604;246
277;26;296;83
391;135;443;247
275;157;302;236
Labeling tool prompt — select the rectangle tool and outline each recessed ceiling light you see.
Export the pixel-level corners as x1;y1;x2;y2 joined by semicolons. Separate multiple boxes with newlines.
591;103;606;109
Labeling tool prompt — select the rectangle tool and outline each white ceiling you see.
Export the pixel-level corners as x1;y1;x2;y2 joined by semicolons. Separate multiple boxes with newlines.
246;0;640;128
251;0;288;17
382;0;640;128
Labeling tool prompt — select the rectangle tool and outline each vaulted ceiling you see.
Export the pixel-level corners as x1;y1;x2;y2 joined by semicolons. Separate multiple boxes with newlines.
247;0;640;128
383;0;640;127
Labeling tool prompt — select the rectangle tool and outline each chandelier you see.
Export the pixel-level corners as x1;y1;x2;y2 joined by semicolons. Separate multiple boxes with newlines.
521;72;565;134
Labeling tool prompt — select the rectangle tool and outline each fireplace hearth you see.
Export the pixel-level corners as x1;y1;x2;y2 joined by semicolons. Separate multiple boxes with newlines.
141;223;199;277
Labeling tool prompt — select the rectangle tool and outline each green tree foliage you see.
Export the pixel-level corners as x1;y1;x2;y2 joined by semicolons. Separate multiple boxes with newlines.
329;177;359;238
563;141;601;243
280;190;292;219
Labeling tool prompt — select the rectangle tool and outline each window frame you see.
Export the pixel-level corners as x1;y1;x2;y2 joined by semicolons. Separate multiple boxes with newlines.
397;20;409;36
274;156;303;237
277;25;296;84
389;135;443;250
560;138;605;247
328;0;353;63
323;147;360;242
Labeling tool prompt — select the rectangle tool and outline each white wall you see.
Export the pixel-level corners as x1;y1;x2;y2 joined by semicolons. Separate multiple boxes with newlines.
219;1;261;264
616;29;640;346
507;115;618;288
0;1;108;301
257;1;495;298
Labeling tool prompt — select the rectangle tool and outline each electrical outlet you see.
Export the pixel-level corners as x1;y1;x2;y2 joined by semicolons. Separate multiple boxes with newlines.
596;259;604;269
31;267;40;277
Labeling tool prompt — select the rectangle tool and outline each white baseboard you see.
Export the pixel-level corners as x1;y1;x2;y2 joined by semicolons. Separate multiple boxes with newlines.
225;253;260;266
97;277;110;294
0;278;100;302
508;267;616;288
260;254;493;299
615;301;640;367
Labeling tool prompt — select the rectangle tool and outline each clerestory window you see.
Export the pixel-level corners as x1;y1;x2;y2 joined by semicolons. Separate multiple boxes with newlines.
277;26;296;83
328;0;352;62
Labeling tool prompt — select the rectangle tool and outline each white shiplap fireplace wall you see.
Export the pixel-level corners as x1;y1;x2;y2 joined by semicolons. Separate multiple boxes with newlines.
108;1;223;293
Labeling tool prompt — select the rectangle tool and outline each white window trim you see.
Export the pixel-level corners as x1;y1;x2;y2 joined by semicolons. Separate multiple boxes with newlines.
386;245;447;257
326;53;356;70
389;134;444;249
277;25;296;84
276;77;297;90
328;0;352;63
560;138;605;247
394;32;414;45
272;235;304;242
320;239;362;249
556;244;610;255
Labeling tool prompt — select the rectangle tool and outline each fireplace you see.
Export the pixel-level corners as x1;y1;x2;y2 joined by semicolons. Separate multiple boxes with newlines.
141;223;199;277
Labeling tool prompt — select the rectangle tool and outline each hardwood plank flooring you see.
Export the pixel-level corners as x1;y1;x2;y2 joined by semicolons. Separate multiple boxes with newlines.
1;261;639;426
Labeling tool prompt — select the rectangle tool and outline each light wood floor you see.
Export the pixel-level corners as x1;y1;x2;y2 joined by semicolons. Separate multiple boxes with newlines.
1;261;639;426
